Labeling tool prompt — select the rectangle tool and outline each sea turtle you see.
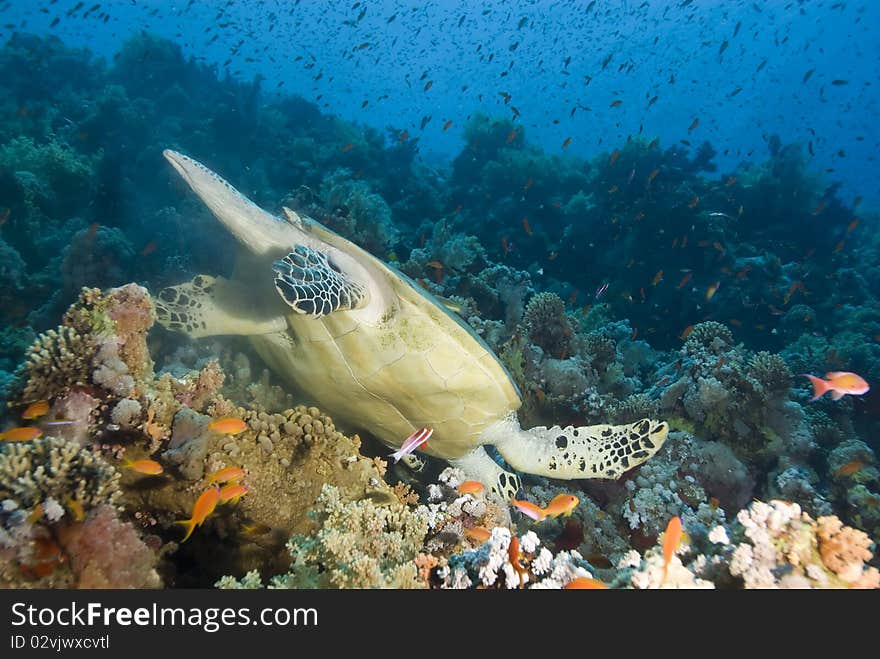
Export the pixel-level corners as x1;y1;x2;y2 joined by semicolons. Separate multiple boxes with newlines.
155;150;669;501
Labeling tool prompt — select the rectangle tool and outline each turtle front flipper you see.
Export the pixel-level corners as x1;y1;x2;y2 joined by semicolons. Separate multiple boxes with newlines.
487;415;668;480
272;245;369;317
449;446;521;502
156;274;287;338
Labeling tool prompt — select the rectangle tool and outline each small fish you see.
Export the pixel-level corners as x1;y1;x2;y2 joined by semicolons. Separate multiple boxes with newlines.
423;80;433;92
662;516;683;584
512;497;546;522
680;324;694;340
442;120;453;131
631;327;638;340
687;118;699;133
122;459;164;475
241;522;272;536
341;142;354;152
677;272;692;289
218;483;249;504
543;494;579;518
724;176;737;186
27;503;44;524
562;136;572;149
22;400;50;420
522;218;533;236
595;283;609;299
206;467;246;485
835;460;865;478
139;240;158;257
688;196;700;208
457;480;485;495
608;184;618;193
812;200;826;215
208;417;248;435
426;260;444;270
176;486;221;542
657;376;671;387
609;99;622;107
651;270;663;286
501;236;511;255
736;265;751;279
507;535;527;588
608;148;620;165
846;219;859;233
564;577;608;589
465;526;492;543
801;372;869;401
647;137;660;150
66;498;85;522
709;497;720;510
506;129;519;143
0;427;42;442
389;427;433;463
523;178;534;192
834;239;845;254
398;129;409;143
0;207;10;226
705;281;720;301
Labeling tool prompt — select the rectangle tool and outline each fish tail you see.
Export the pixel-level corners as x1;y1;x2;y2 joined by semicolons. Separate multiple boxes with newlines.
175;519;196;543
801;374;829;401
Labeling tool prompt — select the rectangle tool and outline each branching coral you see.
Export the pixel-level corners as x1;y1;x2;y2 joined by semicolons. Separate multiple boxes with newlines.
0;436;121;512
250;484;429;589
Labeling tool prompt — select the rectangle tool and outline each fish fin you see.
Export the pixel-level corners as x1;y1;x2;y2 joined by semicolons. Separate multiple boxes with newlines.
824;372;848;379
272;245;369;317
175;519;196;543
801;374;828;401
830;390;845;400
156;275;287;338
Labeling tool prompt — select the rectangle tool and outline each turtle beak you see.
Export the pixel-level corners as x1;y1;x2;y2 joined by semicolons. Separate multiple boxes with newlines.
163;149;288;255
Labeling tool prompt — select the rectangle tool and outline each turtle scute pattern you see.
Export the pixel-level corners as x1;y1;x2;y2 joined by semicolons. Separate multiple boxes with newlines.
155;274;215;334
272;245;367;317
530;417;669;480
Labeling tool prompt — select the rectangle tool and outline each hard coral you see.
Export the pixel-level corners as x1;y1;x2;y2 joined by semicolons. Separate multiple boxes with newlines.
0;435;121;512
523;292;573;359
272;484;429;589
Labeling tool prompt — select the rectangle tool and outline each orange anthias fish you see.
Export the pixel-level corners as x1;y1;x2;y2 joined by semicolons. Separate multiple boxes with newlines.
465;526;492;543
508;535;527;587
512;498;547;522
608;148;620;165
835;460;865;478
801;372;870;401
543;494;579;518
662;516;683;584
0;427;42;442
443;120;453;131
677;272;692;289
177;486;221;542
457;481;485;495
206;467;246;485
218;483;249;505
705;281;720;301
680;324;694;340
688;195;700;208
688;117;699;133
564;577;608;589
562;136;572;149
506;129;519;143
208;417;248;435
521;217;533;236
121;459;164;475
22;400;50;420
651;270;663;286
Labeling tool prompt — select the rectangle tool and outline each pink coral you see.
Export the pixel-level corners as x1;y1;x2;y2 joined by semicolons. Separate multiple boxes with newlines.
106;284;155;380
56;505;162;588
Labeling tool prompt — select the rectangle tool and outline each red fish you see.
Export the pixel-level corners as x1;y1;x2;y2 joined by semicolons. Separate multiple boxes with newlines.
677;272;692;289
609;99;622;107
608;149;620;165
522;218;533;236
442;120;453;131
562;136;572;149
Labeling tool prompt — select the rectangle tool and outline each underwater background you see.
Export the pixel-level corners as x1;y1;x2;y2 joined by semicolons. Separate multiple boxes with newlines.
0;0;878;589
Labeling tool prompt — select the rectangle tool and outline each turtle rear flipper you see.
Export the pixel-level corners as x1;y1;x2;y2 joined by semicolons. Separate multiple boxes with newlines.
156;274;287;338
488;415;668;480
272;245;369;317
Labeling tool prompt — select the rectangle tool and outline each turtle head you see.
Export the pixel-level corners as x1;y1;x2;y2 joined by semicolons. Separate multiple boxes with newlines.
163;149;293;256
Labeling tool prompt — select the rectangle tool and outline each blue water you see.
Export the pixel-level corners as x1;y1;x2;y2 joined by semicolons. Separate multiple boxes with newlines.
2;0;877;205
